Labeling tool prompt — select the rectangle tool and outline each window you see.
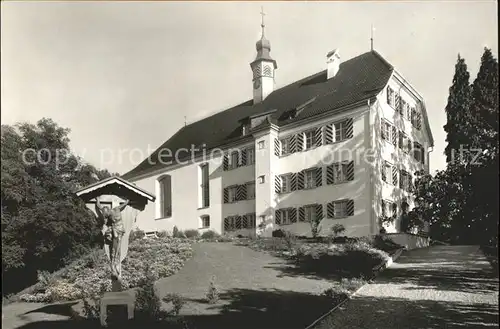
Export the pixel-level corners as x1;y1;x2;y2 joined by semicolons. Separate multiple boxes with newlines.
245;213;257;228
413;142;423;163
281;209;292;225
201;215;210;228
281;138;291;155
246;182;256;200
305;130;315;149
304;205;316;222
400;99;407;116
334;163;346;183
411;108;417;126
304;169;315;189
258;175;265;184
400;170;412;191
280;174;292;193
381;120;392;143
229;151;239;169
258;141;265;149
246;148;255;165
387;86;394;106
228;186;238;202
334;121;346;142
392;203;398;218
382;200;393;218
158;175;172;218
399;132;410;153
334;200;348;218
382;161;392;183
199;164;210;208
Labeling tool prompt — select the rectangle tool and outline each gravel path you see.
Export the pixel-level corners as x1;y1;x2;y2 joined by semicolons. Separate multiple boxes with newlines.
312;245;499;329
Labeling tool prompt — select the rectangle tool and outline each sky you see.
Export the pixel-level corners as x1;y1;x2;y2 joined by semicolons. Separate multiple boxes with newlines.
1;1;498;176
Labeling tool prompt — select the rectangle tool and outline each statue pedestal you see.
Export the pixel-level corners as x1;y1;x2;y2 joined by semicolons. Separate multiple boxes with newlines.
100;291;135;327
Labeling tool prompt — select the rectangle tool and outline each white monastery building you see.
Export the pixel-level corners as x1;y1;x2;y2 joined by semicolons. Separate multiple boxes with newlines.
122;21;434;238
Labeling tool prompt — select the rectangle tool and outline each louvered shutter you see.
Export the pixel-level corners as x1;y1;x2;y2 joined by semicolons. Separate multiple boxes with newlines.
345;118;353;139
421;148;425;165
274;138;281;156
289;135;297;153
223;154;228;171
315;167;323;187
314;127;323;147
297;170;305;190
326;165;334;185
392;126;397;146
241;214;248;228
346;161;354;181
240;149;247;166
315;204;323;220
290;208;297;223
381;120;386;140
223;188;229;203
275;175;282;194
290;173;297;191
416;112;422;130
298;207;305;222
235;216;242;229
325;124;333;144
392;166;398;186
347;200;354;216
237;184;247;201
295;133;304;152
327;202;335;218
275;210;281;225
224;217;230;231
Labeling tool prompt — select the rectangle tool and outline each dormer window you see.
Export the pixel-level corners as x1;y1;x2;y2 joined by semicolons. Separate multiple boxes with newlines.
242;124;250;136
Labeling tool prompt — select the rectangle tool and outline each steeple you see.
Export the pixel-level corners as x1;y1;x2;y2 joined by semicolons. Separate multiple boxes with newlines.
250;7;277;104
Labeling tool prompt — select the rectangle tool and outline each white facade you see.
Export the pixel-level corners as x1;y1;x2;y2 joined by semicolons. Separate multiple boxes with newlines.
128;70;432;237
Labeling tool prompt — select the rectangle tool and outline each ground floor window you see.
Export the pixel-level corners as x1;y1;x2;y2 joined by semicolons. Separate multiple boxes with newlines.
200;215;210;228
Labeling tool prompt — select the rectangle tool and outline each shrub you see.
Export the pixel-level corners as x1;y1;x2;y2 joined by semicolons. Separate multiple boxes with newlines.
156;230;169;238
283;231;297;251
205;275;219;304
163;293;186;316
310;217;323;239
200;230;219;240
130;229;146;242
371;234;403;253
184;229;199;239
272;229;286;238
47;280;82;302
330;224;346;237
172;226;180;238
322;286;349;305
339;278;366;292
135;268;162;321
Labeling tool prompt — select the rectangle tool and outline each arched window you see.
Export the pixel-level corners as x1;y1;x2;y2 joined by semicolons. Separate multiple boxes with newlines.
158;175;172;218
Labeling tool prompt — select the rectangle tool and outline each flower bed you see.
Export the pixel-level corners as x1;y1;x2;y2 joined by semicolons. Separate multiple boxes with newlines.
18;237;193;303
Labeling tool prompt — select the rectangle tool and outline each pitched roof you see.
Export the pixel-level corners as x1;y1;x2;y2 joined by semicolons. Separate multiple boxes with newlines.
75;176;156;202
123;50;394;180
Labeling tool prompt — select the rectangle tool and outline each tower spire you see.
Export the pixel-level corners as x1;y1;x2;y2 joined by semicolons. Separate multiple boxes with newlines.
370;24;375;51
260;6;266;38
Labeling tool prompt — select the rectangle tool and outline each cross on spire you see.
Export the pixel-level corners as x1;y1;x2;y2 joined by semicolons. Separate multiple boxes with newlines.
260;6;266;37
371;24;375;51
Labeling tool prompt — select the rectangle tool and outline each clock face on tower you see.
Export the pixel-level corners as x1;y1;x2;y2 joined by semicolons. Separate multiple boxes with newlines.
253;79;261;90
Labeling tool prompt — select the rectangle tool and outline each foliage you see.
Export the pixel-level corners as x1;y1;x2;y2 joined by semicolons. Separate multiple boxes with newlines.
1;118;118;296
310;216;323;239
156;230;169;238
200;230;219;240
135;268;162;321
272;229;286;238
172;226;181;238
184;229;199;239
205;275;220;304
130;229;146;242
17;237;193;302
283;230;297;251
329;224;346;240
163;293;186;316
322;286;349;305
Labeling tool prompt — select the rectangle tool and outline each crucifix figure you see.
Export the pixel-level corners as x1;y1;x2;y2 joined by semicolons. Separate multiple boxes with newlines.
95;197;130;291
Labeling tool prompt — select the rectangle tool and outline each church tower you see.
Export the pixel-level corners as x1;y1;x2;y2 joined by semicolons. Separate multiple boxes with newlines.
250;9;277;104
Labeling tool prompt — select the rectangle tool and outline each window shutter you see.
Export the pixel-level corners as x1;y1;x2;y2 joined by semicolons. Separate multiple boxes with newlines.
224;217;230;231
290;172;297;191
381;120;386;140
235;216;242;229
417;112;422;130
399;170;404;189
392;126;397;146
315;167;323;187
223;188;229;203
346;161;354;181
290;208;297;223
289;134;297;153
327;202;335;218
326;165;334;185
314;127;323;147
345;118;354;139
240;149;247;166
275;175;282;194
392;166;398;186
242;214;249;228
325;124;333;144
315;204;323;220
223;154;228;171
295;133;304;152
297;170;305;190
421;148;425;165
237;184;247;201
386;87;392;104
275;210;281;225
298;207;305;222
274;138;281;156
347;200;354;216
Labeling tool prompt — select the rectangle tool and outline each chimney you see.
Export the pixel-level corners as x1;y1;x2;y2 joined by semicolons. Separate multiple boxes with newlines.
326;49;340;79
